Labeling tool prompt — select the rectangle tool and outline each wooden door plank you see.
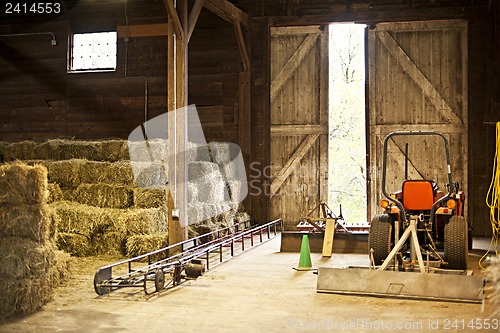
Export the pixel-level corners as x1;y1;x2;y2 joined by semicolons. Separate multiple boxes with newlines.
270;33;319;100
378;31;461;124
373;124;465;135
270;133;320;197
270;124;327;135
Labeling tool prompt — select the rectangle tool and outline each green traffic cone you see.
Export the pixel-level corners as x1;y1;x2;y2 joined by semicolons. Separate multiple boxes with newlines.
294;234;313;271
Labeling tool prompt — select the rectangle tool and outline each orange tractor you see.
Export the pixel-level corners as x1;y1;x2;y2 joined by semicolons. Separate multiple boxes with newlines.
369;131;469;271
317;132;483;302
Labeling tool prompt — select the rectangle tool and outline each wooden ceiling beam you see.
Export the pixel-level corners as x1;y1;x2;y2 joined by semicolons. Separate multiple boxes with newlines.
187;0;205;42
204;0;249;29
164;0;184;39
233;21;250;72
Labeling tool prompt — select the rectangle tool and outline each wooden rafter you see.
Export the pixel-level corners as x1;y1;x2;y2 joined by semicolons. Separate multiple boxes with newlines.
234;21;250;72
270;133;320;197
204;0;249;29
164;0;184;39
187;0;205;43
378;31;462;124
270;33;319;100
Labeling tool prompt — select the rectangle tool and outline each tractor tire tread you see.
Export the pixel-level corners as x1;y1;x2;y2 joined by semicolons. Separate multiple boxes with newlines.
368;214;393;266
444;216;468;270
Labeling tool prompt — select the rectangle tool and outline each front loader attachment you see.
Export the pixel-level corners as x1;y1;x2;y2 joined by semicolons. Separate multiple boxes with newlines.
317;267;484;303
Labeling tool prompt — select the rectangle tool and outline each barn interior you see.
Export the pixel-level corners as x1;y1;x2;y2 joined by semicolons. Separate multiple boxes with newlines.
0;0;500;331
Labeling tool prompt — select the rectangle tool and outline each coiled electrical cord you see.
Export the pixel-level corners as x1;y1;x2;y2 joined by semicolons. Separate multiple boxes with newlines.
479;122;500;269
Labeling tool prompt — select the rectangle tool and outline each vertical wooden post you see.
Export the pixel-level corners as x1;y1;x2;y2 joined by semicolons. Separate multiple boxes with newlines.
167;0;189;251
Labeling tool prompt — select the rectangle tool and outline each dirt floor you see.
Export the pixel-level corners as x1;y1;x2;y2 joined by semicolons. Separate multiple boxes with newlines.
0;235;498;333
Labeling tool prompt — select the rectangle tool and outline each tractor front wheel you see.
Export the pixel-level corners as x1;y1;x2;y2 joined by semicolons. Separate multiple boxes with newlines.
444;216;468;270
368;214;393;266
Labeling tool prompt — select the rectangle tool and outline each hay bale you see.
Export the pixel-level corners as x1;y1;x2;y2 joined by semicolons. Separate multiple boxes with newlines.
52;201;168;256
187;142;212;163
2;141;38;161
56;232;90;257
125;233;168;258
51;250;72;285
198;203;218;223
48;183;64;203
122;208;168;235
45;159;134;189
131;161;168;188
67;183;133;209
53;201;167;236
0;238;57;279
94;140;130;162
188;161;220;182
197;179;225;203
52;201;103;236
128;139;168;162
188;183;199;203
5;139;129;162
234;210;251;224
0;203;57;243
0;246;71;318
0;274;53;319
0;163;48;204
133;188;167;208
209;142;233;165
227;180;245;204
188;219;218;238
89;231;125;256
188;203;202;225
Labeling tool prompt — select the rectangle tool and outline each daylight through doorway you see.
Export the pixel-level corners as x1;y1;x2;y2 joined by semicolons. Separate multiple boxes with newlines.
328;23;367;224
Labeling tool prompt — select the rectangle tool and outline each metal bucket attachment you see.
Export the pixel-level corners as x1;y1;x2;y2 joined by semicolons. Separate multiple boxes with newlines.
317;267;485;303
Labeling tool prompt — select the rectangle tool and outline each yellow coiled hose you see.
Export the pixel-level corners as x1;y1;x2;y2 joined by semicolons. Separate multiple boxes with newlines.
479;122;500;269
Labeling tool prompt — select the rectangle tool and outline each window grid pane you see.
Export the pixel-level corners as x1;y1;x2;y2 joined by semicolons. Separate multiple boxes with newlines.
71;31;117;71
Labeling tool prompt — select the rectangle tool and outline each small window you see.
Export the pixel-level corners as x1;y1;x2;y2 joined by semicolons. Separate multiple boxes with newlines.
70;31;117;72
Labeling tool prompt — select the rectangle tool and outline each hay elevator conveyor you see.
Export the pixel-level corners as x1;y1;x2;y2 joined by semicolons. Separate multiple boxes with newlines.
94;219;283;295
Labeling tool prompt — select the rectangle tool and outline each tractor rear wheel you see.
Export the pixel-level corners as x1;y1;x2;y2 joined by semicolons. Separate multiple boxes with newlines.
368;214;393;266
444;216;468;270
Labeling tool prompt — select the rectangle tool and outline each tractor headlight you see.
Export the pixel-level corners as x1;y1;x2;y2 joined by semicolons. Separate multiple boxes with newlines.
446;199;456;209
380;199;390;209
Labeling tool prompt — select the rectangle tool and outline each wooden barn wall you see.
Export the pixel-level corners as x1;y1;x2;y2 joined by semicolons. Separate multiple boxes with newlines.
248;0;499;235
0;0;242;143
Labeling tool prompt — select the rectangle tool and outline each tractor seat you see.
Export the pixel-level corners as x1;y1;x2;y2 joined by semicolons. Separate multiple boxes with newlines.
402;180;436;211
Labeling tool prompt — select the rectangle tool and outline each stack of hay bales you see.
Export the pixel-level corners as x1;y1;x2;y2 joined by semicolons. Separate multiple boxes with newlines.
0;139;251;258
41;158;169;257
0;140;169;258
187;142;250;237
0;163;71;319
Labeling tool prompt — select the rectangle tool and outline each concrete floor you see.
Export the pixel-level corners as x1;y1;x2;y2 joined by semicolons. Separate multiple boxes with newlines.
0;235;497;333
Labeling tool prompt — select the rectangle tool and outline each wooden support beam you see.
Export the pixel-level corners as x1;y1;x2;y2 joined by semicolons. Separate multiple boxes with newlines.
234;21;250;72
167;0;189;249
164;0;184;39
187;0;205;43
204;0;250;29
270;133;320;197
117;23;168;38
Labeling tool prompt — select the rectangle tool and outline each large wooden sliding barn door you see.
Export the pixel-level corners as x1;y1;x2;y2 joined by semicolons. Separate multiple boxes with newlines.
269;26;329;230
368;20;468;221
